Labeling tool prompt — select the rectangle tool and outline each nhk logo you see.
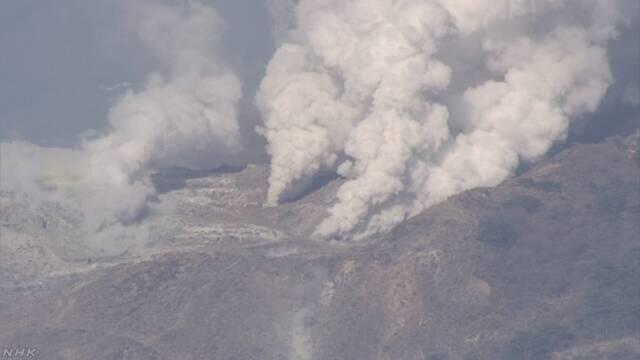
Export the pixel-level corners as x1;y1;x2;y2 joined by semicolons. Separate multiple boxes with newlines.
2;348;37;358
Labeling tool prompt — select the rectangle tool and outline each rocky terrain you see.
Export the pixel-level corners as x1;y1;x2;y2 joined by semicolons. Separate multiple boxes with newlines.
1;134;639;360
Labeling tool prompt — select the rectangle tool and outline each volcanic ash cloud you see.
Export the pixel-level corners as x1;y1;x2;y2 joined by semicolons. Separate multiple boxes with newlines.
258;0;635;240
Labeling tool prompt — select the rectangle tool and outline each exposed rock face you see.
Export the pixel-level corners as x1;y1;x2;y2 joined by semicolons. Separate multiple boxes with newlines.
1;135;639;359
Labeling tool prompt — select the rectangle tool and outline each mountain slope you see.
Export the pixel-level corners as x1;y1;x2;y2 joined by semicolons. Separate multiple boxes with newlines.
1;134;639;359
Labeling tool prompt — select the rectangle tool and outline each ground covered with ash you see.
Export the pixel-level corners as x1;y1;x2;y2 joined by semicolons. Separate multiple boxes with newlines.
1;134;639;360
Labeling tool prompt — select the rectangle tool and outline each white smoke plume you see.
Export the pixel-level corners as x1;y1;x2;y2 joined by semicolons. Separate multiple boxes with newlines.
258;0;637;240
82;0;242;223
1;0;243;252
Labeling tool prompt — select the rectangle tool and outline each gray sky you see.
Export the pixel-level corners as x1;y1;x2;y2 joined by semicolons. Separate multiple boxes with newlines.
0;0;637;149
0;0;274;147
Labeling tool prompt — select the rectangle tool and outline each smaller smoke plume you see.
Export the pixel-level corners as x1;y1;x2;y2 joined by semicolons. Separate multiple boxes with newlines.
1;0;243;253
81;0;242;224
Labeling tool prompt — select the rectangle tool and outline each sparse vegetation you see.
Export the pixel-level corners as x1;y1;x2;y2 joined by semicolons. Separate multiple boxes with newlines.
477;217;518;248
635;136;640;165
503;195;543;213
428;353;448;360
505;326;575;360
595;191;628;216
518;178;563;193
591;179;631;216
579;248;640;338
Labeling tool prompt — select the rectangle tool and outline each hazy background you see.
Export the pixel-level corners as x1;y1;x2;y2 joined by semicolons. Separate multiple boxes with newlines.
1;0;637;148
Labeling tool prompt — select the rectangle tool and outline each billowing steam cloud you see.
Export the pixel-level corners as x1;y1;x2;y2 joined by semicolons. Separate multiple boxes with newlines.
1;0;243;252
2;0;637;247
258;0;637;240
82;0;242;229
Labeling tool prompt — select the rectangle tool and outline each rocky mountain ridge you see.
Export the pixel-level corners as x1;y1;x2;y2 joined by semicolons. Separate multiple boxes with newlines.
1;134;639;359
